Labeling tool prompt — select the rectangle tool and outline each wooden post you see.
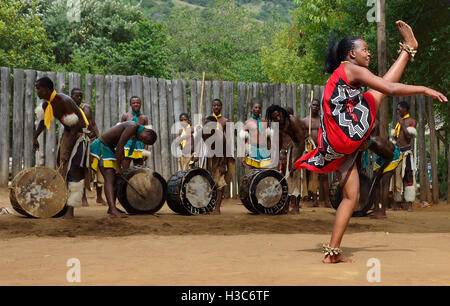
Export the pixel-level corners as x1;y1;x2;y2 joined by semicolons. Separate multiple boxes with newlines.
236;82;246;197
118;76;127;121
299;84;305;118
417;95;429;203
44;72;57;170
0;67;11;185
158;78;170;180
35;71;45;167
427;97;439;204
181;80;188;114
84;74;93;106
150;78;162;174
262;83;269;118
448;98;450;204
204;80;212;118
24;70;36;169
110;75;119;126
377;0;389;139
142;76;154;169
94;75;104;134
190;80;198;127
12;69;25;177
280;83;287;108
56;72;66;144
166;79;177;175
103;75;111;130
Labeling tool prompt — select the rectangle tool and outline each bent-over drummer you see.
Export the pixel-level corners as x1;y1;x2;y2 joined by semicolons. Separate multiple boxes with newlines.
89;121;157;218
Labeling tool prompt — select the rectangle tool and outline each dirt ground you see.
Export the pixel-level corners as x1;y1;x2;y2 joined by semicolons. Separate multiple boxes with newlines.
1;186;450;286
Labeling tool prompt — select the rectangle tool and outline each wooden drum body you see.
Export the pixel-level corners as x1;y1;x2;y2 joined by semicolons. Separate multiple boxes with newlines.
329;172;374;217
115;166;167;214
167;168;217;215
9;166;68;218
239;169;289;215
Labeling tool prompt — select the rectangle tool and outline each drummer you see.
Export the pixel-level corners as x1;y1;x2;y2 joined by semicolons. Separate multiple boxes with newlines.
200;99;234;215
89;121;157;218
120;96;150;169
266;104;306;214
240;102;271;169
33;77;91;219
70;88;106;207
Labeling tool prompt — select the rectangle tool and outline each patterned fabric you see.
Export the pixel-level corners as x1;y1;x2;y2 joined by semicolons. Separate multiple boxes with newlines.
124;125;145;158
373;144;403;173
90;138;117;171
294;63;376;173
245;145;271;168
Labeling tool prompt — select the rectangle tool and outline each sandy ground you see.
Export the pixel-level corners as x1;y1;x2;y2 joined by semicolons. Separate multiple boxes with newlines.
1;186;450;286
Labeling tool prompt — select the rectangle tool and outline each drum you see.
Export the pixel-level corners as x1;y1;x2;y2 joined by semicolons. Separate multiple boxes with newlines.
329;172;374;217
239;169;289;215
115;166;167;214
9;166;68;218
167;168;217;215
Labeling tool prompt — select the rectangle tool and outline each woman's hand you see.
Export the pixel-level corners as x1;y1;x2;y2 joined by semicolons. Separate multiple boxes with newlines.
424;87;448;102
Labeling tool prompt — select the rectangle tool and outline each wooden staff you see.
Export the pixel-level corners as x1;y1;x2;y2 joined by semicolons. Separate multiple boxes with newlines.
307;89;314;151
199;72;206;168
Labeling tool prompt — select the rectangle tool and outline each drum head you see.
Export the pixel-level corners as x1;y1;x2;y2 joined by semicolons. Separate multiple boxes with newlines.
9;166;68;218
249;169;288;214
329;172;374;217
116;167;167;214
167;168;217;215
180;168;217;214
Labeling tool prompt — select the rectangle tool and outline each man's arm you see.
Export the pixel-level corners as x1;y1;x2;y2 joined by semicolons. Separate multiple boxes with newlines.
115;125;137;174
33;120;45;151
83;105;100;139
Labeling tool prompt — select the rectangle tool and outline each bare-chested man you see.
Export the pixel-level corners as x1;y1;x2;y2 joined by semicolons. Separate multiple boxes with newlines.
120;96;150;169
392;101;417;211
300;99;331;208
266;104;306;214
199;99;234;215
33;77;90;218
241;103;271;169
71;88;106;207
89;121;157;218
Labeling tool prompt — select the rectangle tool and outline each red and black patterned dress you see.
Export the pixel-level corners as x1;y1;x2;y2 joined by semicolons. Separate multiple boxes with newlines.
294;63;377;174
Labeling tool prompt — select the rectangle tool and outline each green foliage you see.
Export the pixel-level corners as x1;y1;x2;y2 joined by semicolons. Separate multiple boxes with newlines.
0;0;55;70
163;0;279;82
37;0;170;77
141;0;296;22
262;0;377;84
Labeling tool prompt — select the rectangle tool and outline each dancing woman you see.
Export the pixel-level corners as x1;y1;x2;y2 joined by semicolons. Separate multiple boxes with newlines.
294;21;447;263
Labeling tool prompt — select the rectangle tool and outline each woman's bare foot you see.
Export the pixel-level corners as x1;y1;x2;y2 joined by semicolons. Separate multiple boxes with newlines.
396;20;418;49
322;254;354;264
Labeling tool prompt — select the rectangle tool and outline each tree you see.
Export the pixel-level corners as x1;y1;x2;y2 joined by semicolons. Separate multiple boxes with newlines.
0;0;54;70
163;0;279;82
38;0;170;77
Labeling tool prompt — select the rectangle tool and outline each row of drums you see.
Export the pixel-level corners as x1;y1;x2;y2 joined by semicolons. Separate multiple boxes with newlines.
117;166;290;216
9;165;374;218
